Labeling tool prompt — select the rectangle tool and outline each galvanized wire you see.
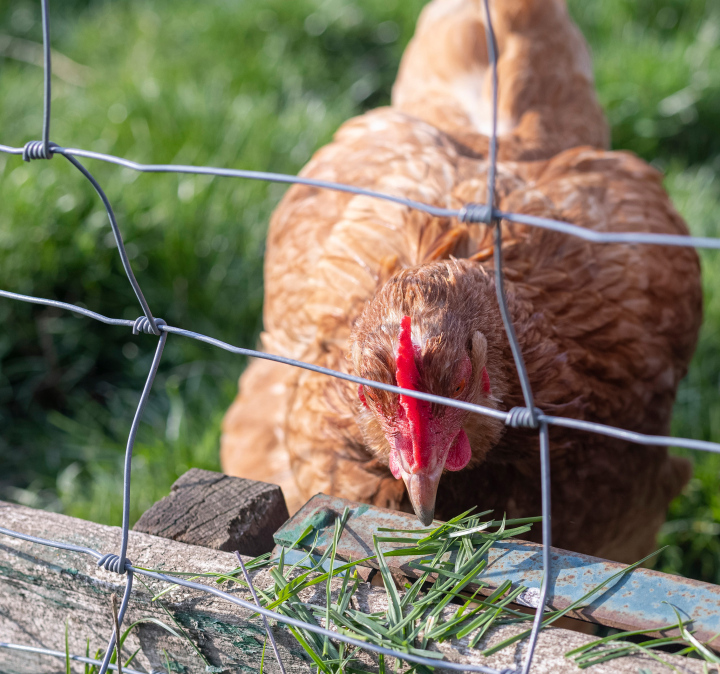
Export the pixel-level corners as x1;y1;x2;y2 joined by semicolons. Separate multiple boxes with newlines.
62;152;160;334
3;141;720;249
0;642;150;674
116;326;167;574
520;421;552;674
479;3;543;671
2;294;718;454
39;0;51;157
235;550;287;674
0;528;506;674
96;568;135;674
1;1;719;673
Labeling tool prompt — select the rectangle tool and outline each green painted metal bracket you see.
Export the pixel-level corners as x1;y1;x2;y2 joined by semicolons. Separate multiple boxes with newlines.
274;493;720;647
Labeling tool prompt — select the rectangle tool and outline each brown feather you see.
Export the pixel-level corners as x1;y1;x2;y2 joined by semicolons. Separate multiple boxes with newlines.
221;0;701;563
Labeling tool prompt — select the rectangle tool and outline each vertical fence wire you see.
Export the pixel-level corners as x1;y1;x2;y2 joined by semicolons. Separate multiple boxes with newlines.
235;551;287;674
39;0;51;157
479;2;546;671
480;0;537;421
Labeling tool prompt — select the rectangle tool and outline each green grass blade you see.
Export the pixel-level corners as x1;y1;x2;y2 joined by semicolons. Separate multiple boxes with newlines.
264;556;376;610
287;532;322;575
219;552;272;584
565;622;688;658
415;508;478;545
664;602;720;664
325;507;351;656
426;554;489;621
65;621;71;674
289;524;315;550
576;641;682;672
387;603;428;638
382;545;444;557
408;561;470;580
467;587;528;650
136;576;210;667
124;648;141;668
425;594;488;641
574;645;640;668
453;585;486;621
452;581;512;640
287;626;332;674
400;539;453;610
455;585;526;644
259;636;267;674
373;534;403;629
278;546;285;577
90;648;103;674
448;516;542;538
573;635;688;665
376;511;494;534
346;610;396;639
335;555;353;612
118;617;185;647
163;648;172;674
338;569;361;616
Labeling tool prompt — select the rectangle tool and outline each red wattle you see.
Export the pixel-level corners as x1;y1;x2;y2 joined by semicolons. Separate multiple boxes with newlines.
446;429;472;471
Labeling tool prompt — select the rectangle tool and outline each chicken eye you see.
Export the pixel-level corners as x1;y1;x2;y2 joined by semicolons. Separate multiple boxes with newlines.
454;379;466;395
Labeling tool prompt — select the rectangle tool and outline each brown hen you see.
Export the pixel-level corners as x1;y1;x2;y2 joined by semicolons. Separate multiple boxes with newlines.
221;0;701;563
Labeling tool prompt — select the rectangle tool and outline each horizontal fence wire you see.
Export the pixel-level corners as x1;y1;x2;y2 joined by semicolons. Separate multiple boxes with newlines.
0;526;505;674
5;286;720;456
0;643;149;674
3;142;720;251
1;1;719;673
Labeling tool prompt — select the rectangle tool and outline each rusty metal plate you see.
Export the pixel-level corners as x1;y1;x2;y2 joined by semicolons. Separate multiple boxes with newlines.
274;493;720;646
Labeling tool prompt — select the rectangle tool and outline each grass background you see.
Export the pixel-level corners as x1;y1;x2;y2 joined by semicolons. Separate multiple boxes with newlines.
0;0;718;582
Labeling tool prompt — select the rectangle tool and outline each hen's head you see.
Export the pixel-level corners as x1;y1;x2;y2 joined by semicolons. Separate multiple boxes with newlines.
350;260;505;525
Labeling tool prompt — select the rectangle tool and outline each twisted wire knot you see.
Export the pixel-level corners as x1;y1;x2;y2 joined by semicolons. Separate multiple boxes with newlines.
506;406;541;429
132;316;166;336
22;140;57;162
97;553;131;575
458;202;492;224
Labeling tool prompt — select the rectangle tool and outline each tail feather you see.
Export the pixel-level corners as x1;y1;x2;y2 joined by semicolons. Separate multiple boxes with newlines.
392;0;608;159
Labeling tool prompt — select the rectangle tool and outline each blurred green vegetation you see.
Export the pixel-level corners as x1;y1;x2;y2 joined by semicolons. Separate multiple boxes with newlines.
0;0;718;582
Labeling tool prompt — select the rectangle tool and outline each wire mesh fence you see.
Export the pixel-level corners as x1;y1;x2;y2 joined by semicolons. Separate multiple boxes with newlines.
1;0;719;673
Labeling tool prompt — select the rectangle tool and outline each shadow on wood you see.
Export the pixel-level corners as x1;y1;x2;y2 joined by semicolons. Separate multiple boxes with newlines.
133;467;289;556
0;472;710;673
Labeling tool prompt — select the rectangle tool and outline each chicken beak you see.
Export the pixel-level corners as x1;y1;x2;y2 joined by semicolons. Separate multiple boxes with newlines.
400;463;444;527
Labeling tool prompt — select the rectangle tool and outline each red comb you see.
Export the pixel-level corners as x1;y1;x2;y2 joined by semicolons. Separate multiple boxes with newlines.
396;316;430;470
396;316;420;391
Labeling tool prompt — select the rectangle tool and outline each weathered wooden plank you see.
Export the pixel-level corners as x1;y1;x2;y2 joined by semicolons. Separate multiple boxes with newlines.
133;468;289;556
274;494;720;647
0;500;309;674
0;501;706;673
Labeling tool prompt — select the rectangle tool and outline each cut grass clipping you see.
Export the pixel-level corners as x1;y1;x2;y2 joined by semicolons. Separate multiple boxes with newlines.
135;508;718;673
566;602;720;672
